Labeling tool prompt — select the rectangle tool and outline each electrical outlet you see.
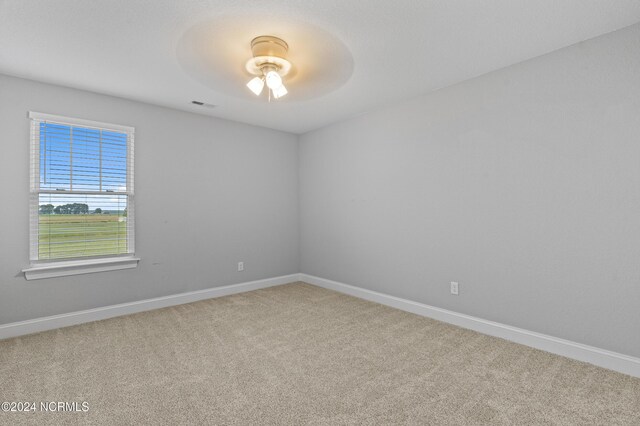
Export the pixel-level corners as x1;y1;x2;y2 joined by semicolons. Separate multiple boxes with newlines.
237;262;244;272
450;281;459;295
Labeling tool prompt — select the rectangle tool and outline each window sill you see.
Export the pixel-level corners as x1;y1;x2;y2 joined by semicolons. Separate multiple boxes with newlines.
22;257;140;281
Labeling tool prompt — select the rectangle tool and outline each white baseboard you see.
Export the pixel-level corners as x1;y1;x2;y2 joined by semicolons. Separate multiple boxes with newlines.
300;274;640;378
3;272;638;378
0;274;301;341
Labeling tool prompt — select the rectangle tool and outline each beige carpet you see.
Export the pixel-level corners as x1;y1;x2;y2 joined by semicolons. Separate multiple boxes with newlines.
1;282;639;425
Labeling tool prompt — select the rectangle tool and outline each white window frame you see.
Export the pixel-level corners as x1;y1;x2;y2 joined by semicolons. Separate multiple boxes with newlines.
23;112;139;280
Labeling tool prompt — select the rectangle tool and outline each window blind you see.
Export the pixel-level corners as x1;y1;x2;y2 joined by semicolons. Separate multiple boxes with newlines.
29;112;135;262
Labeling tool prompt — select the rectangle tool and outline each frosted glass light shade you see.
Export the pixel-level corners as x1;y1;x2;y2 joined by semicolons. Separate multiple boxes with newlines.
246;76;264;96
265;71;282;90
272;83;288;99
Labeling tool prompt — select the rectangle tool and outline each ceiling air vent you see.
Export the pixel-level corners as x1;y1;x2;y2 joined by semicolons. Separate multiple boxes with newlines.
191;101;216;108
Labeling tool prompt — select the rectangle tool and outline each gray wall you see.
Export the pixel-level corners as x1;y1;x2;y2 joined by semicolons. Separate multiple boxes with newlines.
0;74;299;324
299;24;640;357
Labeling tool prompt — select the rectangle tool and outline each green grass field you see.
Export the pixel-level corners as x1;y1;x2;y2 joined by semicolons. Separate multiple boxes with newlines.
39;214;128;260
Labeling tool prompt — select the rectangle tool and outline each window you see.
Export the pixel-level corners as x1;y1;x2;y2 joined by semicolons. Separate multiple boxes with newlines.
24;112;138;280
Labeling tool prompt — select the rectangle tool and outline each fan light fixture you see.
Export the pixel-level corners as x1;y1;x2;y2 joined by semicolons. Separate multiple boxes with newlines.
245;36;291;100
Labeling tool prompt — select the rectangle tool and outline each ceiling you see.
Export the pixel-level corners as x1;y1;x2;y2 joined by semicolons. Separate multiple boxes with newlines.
2;1;640;134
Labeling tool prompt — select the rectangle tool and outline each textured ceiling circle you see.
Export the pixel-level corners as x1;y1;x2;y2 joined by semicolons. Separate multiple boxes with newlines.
176;16;354;102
